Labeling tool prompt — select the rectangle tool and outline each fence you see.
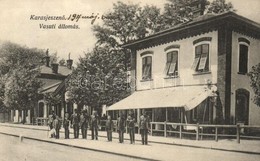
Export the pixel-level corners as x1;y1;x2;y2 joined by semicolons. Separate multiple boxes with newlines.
32;117;48;126
150;122;260;143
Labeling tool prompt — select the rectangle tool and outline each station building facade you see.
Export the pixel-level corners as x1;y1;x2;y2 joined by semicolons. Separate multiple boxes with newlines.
107;12;260;126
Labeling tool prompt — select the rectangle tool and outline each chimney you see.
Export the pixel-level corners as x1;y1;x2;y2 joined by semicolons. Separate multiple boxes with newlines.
45;49;50;67
67;53;73;69
51;63;59;74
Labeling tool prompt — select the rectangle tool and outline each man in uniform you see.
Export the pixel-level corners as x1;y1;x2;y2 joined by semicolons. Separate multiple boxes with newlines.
90;111;99;140
48;110;55;138
79;110;89;139
105;115;113;141
127;114;135;144
117;113;126;143
63;113;70;139
70;109;80;139
53;115;61;139
139;111;150;145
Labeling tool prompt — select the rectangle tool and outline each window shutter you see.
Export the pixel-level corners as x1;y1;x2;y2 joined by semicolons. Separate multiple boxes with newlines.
168;53;178;75
198;53;208;70
168;63;176;75
191;57;200;70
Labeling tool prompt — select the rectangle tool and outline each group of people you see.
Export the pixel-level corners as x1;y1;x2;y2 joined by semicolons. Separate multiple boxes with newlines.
48;110;150;145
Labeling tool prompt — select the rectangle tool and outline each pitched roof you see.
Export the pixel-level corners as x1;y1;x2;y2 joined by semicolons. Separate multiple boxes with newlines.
123;12;260;50
39;65;72;76
38;78;62;91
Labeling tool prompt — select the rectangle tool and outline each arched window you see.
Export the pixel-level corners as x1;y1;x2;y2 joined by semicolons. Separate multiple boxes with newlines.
238;38;250;74
165;51;178;76
142;56;152;80
192;37;212;73
192;44;210;72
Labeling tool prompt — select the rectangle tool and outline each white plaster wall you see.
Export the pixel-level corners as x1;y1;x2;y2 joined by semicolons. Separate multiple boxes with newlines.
230;32;260;125
136;31;218;90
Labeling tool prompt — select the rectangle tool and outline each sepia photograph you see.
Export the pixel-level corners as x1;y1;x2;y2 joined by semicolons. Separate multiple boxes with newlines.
0;0;260;161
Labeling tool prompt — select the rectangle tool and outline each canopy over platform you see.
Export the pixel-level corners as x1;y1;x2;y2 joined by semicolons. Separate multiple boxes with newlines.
107;85;217;111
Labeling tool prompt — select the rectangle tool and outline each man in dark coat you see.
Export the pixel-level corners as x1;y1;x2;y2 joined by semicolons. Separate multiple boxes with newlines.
79;110;89;139
63;113;70;139
127;115;135;144
139;111;150;145
117;113;126;143
70;109;80;139
53;115;61;139
90;111;99;140
48;111;55;138
105;115;113;141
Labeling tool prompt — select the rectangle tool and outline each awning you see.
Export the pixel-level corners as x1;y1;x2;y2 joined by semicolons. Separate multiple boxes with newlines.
107;85;217;111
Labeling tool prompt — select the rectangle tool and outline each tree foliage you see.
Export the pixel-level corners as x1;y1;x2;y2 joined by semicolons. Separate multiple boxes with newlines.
4;67;42;110
93;1;163;47
163;0;208;28
0;42;47;110
44;93;62;106
67;46;130;110
248;63;260;106
206;0;235;14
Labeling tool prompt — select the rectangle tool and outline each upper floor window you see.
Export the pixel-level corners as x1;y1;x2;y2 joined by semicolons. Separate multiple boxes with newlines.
142;56;152;80
165;51;178;76
192;44;209;72
238;38;250;75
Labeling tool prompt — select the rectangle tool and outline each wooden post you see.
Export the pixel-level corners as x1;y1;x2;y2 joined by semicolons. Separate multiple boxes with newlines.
164;121;167;137
179;123;182;139
196;123;199;141
215;127;218;142
137;109;140;134
237;124;240;144
150;122;153;136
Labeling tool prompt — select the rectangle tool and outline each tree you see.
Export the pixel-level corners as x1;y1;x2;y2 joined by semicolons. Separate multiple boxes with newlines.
67;46;131;111
248;63;260;106
0;42;50;122
44;93;62;107
0;42;45;75
162;0;209;29
93;2;163;46
84;2;163;110
4;67;42;116
0;75;6;112
206;0;235;14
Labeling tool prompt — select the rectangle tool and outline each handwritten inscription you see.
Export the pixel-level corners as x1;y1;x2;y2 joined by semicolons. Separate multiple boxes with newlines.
30;13;117;29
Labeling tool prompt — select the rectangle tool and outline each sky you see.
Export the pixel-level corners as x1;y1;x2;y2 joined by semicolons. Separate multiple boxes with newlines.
0;0;259;64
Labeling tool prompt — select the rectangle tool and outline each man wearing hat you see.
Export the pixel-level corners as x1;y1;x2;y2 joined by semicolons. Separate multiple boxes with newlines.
117;112;126;143
70;109;80;139
90;111;99;140
79;110;89;139
139;110;150;145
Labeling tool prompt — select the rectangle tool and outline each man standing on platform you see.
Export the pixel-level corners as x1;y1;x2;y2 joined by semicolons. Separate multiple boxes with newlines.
90;111;99;140
139;111;150;145
80;110;88;139
117;113;126;143
63;113;70;139
127;114;135;144
70;109;80;139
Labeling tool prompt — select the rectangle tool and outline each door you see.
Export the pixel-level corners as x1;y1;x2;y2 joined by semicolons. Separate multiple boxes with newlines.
235;89;249;125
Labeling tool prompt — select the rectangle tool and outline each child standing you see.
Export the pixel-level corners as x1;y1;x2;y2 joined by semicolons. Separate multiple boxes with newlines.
106;115;113;141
